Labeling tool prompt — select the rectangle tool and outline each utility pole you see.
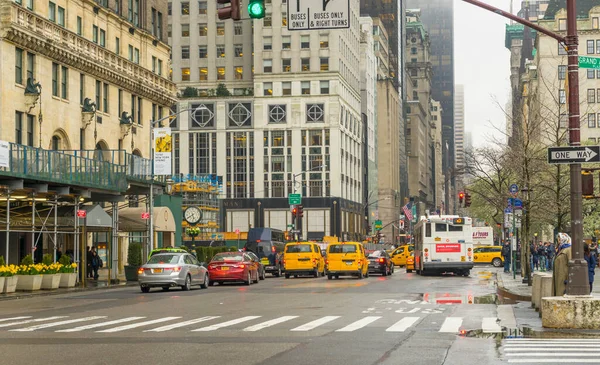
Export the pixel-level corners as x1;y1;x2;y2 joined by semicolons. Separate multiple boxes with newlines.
461;0;587;295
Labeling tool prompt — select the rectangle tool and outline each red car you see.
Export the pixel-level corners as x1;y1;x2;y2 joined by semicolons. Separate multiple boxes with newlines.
208;252;260;286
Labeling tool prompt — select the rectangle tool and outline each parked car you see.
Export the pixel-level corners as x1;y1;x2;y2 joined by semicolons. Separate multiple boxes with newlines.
473;246;503;267
245;251;266;280
138;252;209;293
367;250;394;276
208;252;260;286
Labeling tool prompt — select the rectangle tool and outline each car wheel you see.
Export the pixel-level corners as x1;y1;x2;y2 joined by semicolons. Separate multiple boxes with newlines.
327;274;332;280
141;286;150;293
245;272;252;285
358;271;364;279
382;268;387;277
391;265;395;274
365;271;369;278
253;270;259;283
209;280;215;286
200;274;209;289
275;266;282;277
161;286;169;292
260;268;266;280
294;275;298;278
285;273;290;279
181;275;191;291
407;269;413;273
313;268;319;278
492;258;502;267
335;275;339;279
463;270;471;277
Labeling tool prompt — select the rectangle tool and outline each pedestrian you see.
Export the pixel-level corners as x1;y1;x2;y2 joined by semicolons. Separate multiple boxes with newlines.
501;241;511;273
552;233;573;296
584;243;597;294
537;243;546;272
530;241;538;272
546;242;554;271
90;248;101;280
86;246;93;278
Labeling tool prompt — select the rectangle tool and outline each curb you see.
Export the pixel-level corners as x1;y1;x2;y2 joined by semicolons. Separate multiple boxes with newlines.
519;326;600;338
0;282;138;301
496;274;532;302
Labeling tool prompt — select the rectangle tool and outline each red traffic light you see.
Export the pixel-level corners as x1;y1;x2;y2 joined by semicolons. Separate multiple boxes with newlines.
458;192;465;199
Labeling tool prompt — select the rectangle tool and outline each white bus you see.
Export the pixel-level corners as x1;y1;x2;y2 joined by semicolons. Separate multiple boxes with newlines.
413;215;474;276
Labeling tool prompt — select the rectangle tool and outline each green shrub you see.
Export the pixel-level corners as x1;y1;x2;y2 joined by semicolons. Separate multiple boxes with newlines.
127;243;143;267
0;255;5;266
58;254;71;266
42;254;54;265
21;254;34;266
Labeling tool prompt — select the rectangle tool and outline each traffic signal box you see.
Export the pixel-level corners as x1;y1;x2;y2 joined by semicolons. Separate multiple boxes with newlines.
458;191;465;206
464;192;472;207
582;170;594;198
217;0;265;20
248;0;265;18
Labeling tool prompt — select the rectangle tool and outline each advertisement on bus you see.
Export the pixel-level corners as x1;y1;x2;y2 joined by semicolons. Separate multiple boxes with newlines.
472;227;494;246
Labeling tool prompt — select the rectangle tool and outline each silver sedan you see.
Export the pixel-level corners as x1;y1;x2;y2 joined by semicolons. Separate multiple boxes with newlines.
138;253;209;293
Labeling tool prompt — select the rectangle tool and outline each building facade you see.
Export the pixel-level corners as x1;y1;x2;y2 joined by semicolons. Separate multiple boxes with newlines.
431;100;444;210
454;84;465;171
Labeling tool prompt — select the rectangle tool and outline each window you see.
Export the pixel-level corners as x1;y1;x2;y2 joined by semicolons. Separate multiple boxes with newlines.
411;47;417;54
282;12;287;26
234;44;243;57
130;94;135;122
264;59;272;73
559;89;566;104
411;68;417;76
168;2;171;15
306;104;324;122
559;18;566;30
15;112;23;145
597;40;600;54
26;0;33;10
264;82;273;96
301;35;310;48
76;17;82;35
235;66;243;80
96;80;101;110
320;35;328;48
282;59;291;72
182;46;190;59
217;67;225;80
151;8;157;36
216;22;225;36
93;25;98;43
588;40;595;54
320;57;329;71
103;83;108;113
157;12;163;40
15;48;23;85
264;37;272;50
168;24;172;37
61;66;68;99
199;45;208;58
27;114;34;146
558;43;567;55
264;15;272;26
320;81;329;94
137;96;142;124
282;36;291;49
589;113;597;128
118;89;122;116
301;81;310;94
199;23;207;36
49;1;56;22
57;6;65;26
99;29;106;47
234;23;243;35
198;1;207;14
199;67;208;80
134;48;139;64
216;45;225;58
560;113;568;128
282;82;291;95
80;74;85;104
181;1;189;14
558;65;566;80
589;69;596;79
594;17;599;29
182;24;189;36
52;63;59;96
269;105;286;123
158;59;163;76
301;58;309;71
589;89;596;103
181;68;190;81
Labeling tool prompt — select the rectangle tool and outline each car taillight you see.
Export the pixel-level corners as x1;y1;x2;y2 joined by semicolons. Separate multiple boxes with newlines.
236;264;245;269
173;266;182;272
312;258;317;264
379;258;385;263
209;265;217;269
137;268;144;274
325;259;329;264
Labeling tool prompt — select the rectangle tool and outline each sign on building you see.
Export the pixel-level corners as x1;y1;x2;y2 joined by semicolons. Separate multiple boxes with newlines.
287;0;350;30
153;128;172;175
0;140;9;168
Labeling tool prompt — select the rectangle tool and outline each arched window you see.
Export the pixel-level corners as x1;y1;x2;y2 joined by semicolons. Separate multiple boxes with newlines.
51;135;61;151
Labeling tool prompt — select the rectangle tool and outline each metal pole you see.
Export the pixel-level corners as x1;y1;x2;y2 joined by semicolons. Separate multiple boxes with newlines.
74;198;79;283
5;191;9;264
81;215;87;287
53;196;58;262
512;211;516;280
31;192;35;263
565;0;588;295
149;120;154;259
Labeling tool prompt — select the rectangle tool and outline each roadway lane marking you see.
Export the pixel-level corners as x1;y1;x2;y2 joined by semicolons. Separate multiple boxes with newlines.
0;317;32;322
97;317;181;333
192;316;261;332
506;353;600;357
243;316;298;332
290;316;340;331
481;317;502;333
505;339;600;343
56;317;146;332
335;316;381;332
508;360;600;363
505;348;600;352
0;316;67;328
10;316;107;332
145;316;221;332
385;317;420;332
439;317;463;333
506;344;600;348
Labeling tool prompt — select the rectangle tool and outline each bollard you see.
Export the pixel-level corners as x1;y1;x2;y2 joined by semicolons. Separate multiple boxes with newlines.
539;275;553;315
531;273;544;309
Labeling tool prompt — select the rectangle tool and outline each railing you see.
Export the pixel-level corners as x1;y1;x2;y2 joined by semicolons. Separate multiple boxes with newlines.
0;143;128;191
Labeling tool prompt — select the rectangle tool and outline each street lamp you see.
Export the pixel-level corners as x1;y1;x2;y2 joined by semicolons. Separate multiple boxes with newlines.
147;105;208;257
521;186;532;286
292;165;326;194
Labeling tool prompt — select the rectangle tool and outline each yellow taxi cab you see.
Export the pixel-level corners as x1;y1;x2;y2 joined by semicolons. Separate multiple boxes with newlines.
283;242;325;278
473;246;503;267
390;245;414;267
406;252;415;273
325;242;369;279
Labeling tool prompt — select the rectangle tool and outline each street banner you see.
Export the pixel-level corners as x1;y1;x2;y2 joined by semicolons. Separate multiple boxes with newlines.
0;140;9;168
153;128;172;175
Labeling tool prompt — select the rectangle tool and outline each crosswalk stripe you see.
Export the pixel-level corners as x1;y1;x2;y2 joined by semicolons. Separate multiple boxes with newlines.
506;344;600;348
145;316;221;332
290;316;340;332
336;316;381;332
10;316;107;332
439;317;462;333
505;339;600;342
506;348;600;352
192;316;261;332
481;317;502;333
385;317;420;332
0;316;67;328
243;316;299;332
506;353;600;357
97;317;181;333
0;317;32;322
508;360;600;363
56;317;146;332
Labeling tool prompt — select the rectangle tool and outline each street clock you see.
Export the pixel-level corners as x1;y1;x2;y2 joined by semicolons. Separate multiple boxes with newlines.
184;206;202;225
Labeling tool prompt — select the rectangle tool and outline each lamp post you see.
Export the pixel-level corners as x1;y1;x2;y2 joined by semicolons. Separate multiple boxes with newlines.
522;186;533;286
291;165;325;240
147;106;207;257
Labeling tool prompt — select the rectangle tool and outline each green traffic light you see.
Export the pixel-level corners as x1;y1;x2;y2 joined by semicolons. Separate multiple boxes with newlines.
248;0;265;19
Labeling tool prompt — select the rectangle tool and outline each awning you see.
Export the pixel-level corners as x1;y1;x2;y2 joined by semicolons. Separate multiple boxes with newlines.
117;207;176;233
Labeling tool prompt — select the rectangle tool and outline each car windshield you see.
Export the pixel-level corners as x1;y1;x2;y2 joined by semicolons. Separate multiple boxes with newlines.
147;254;180;264
286;244;312;253
212;253;244;262
368;251;383;258
329;245;357;253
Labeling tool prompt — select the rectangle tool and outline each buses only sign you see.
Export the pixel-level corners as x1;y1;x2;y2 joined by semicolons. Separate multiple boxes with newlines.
287;0;350;30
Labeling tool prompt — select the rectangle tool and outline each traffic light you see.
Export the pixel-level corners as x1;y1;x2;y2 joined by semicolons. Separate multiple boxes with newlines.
217;0;241;20
298;205;304;218
458;191;465;206
465;193;472;207
582;170;594;197
247;0;265;19
291;205;298;219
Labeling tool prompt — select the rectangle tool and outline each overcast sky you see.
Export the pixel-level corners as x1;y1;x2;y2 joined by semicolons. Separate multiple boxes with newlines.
454;0;515;147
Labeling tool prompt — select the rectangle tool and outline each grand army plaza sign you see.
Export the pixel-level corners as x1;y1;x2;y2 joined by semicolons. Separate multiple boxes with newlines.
287;0;350;30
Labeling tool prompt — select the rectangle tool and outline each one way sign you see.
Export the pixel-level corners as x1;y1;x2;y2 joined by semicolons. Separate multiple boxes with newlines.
548;146;600;164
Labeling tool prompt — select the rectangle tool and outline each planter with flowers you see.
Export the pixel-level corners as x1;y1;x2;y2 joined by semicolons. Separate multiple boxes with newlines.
40;256;62;290
58;255;78;288
15;255;43;291
0;255;19;293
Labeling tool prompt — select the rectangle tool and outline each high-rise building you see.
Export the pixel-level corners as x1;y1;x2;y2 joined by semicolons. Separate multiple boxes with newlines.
454;84;465;171
431;100;444;210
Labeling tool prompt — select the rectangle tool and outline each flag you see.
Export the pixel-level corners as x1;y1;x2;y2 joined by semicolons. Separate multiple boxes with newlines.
402;202;413;222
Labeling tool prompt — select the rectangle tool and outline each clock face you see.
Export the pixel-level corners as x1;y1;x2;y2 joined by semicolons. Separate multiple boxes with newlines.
184;207;202;224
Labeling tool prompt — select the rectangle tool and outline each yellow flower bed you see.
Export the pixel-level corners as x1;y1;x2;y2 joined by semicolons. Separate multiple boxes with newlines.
0;264;18;277
0;262;79;276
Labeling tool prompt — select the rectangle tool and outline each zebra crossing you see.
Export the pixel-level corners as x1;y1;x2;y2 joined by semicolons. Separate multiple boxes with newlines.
0;314;502;335
502;338;600;363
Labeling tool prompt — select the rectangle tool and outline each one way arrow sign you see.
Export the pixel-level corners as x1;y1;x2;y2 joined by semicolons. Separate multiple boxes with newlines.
548;146;600;164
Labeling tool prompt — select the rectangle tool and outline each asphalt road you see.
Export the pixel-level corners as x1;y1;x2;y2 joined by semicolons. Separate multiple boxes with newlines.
0;267;513;365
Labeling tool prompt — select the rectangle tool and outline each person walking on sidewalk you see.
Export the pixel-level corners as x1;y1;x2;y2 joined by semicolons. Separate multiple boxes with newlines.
90;247;101;280
502;241;511;273
552;233;572;296
537;243;547;272
546;242;555;271
86;246;93;279
584;243;596;294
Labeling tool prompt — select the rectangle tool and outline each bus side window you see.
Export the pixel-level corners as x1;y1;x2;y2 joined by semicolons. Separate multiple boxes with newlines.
425;223;431;237
448;225;463;232
435;223;447;232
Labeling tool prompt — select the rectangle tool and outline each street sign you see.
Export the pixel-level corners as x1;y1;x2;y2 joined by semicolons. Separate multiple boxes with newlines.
235;229;240;235
141;212;150;219
76;209;87;218
579;56;600;70
504;213;512;227
548;146;600;164
375;220;383;230
509;184;519;194
288;193;302;205
507;198;513;206
287;0;350;31
287;224;294;228
504;207;512;214
513;199;523;208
